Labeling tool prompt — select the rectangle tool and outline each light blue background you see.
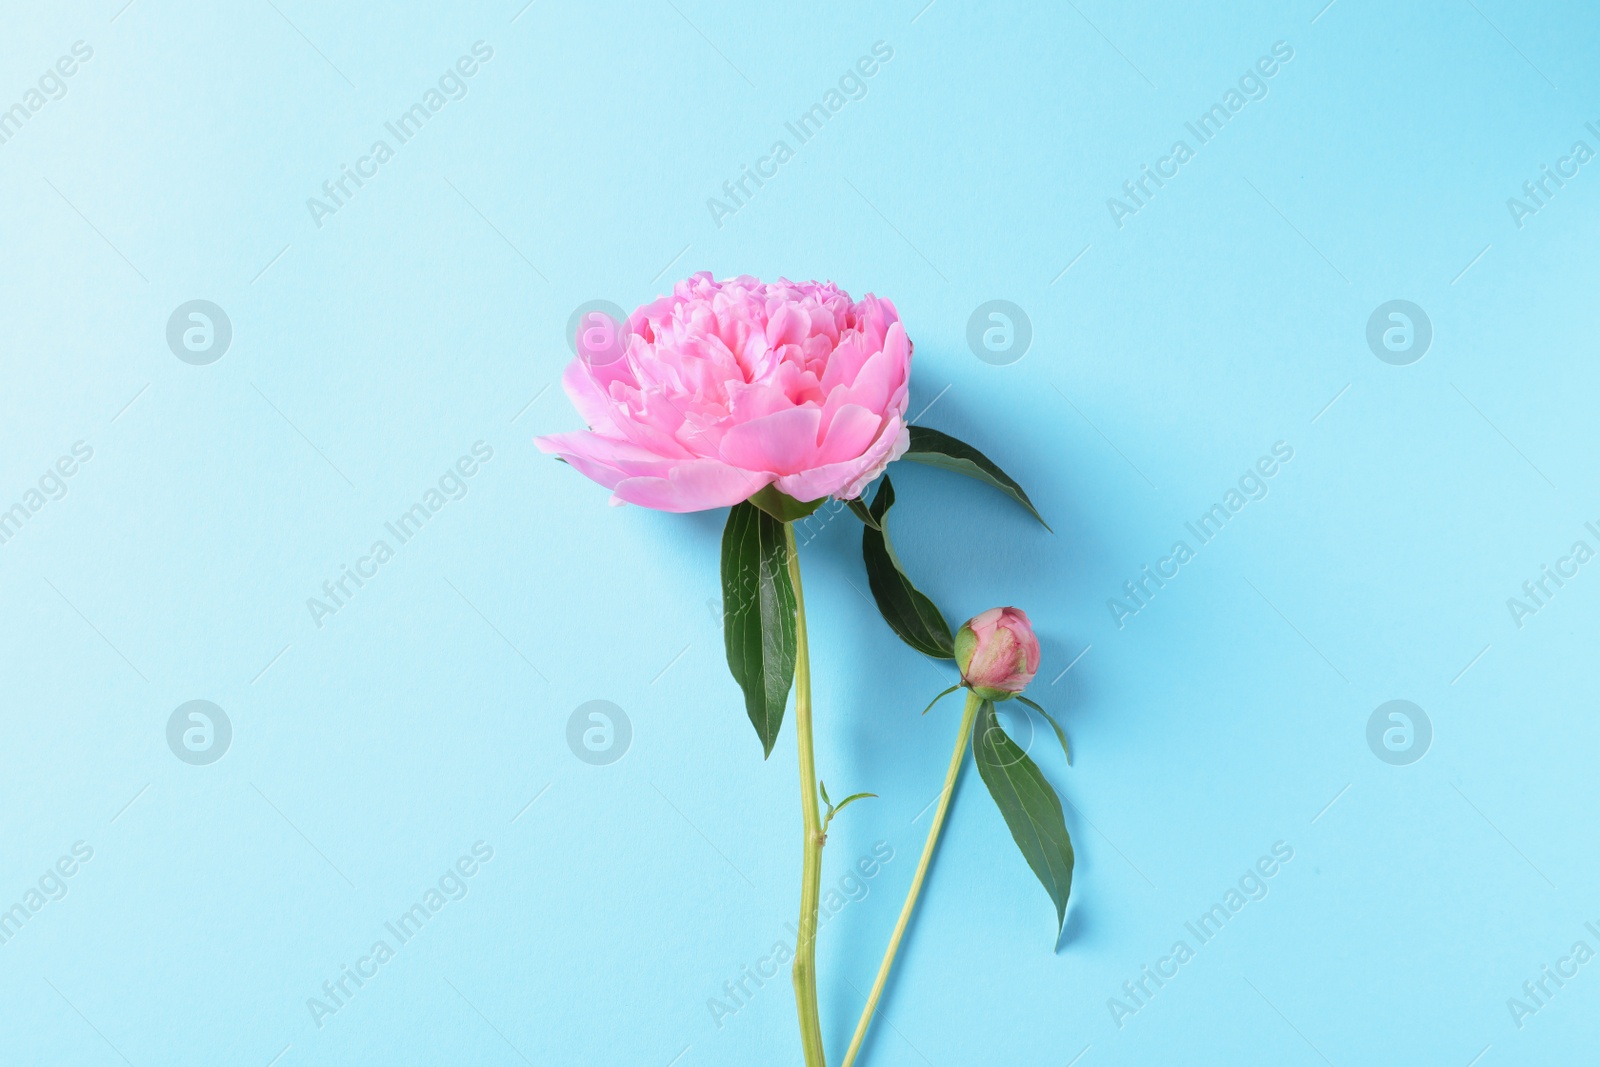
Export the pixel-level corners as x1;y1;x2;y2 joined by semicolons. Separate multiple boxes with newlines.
2;1;1598;1064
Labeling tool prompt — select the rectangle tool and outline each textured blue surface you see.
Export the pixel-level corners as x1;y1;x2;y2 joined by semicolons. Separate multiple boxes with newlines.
2;2;1598;1064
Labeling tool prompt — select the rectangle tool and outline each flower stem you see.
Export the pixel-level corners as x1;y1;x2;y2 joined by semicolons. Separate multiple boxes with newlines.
839;689;981;1067
786;523;828;1067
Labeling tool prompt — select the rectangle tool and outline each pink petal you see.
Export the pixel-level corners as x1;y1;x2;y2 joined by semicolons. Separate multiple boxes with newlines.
717;406;823;475
560;358;631;435
765;304;807;348
815;404;881;466
535;430;679;479
611;461;770;512
774;418;908;501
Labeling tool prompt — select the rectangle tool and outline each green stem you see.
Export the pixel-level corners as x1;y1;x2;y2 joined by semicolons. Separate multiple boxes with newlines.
787;524;828;1067
839;689;980;1067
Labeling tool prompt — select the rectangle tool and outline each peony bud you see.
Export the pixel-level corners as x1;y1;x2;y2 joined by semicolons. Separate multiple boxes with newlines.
954;607;1040;701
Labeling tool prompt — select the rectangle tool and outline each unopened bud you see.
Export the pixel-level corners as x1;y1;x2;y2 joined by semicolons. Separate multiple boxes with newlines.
955;607;1040;701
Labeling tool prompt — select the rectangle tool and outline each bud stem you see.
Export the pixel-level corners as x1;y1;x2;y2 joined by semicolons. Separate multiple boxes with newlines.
839;689;982;1067
786;523;829;1067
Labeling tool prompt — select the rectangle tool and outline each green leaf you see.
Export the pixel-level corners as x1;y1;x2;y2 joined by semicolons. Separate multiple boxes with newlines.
921;683;961;715
721;502;797;757
846;497;880;530
972;700;1075;933
903;426;1050;530
1017;696;1071;766
820;783;878;835
861;476;954;659
830;792;876;813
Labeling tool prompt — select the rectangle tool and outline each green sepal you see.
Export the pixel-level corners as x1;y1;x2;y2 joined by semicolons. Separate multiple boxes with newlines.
1017;695;1071;765
953;621;976;674
921;683;961;715
748;485;826;522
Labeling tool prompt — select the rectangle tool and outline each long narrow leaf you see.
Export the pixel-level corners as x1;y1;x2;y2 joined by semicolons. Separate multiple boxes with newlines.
972;701;1075;933
721;502;797;757
861;476;953;658
904;426;1050;530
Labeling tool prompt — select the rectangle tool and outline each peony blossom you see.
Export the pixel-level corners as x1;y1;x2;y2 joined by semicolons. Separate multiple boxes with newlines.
955;607;1041;700
536;272;911;512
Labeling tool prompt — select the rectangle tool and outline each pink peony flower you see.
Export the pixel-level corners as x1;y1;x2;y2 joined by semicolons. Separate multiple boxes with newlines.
536;272;912;513
955;607;1040;700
